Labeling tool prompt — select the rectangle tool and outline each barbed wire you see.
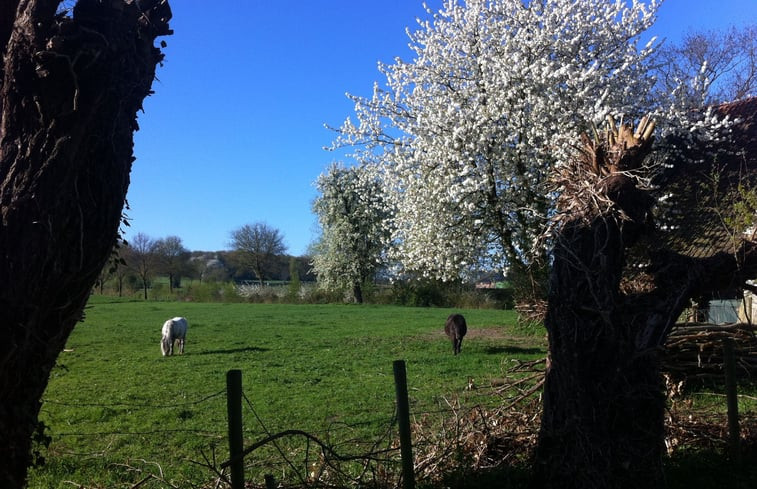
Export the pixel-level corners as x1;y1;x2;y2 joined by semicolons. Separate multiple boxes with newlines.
50;427;225;438
195;390;406;488
41;377;541;440
42;389;226;409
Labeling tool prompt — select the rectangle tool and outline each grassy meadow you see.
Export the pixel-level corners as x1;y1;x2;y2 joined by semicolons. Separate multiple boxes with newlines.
29;298;544;488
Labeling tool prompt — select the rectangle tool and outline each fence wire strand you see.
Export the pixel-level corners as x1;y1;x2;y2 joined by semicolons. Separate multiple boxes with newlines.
42;389;226;409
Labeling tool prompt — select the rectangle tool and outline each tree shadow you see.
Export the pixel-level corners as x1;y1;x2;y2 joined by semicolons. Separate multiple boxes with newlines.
441;464;532;489
194;346;269;355
665;449;757;489
483;345;543;355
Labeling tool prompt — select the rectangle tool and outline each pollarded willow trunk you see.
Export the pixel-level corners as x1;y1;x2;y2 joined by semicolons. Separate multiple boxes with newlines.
0;1;171;487
535;215;757;489
533;112;757;488
534;216;668;488
533;118;669;488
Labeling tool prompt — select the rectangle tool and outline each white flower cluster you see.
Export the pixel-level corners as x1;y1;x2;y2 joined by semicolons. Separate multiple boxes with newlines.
325;0;719;283
311;163;392;291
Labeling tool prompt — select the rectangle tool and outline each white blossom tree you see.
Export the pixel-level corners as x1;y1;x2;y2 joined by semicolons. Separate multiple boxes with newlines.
332;0;664;301
312;162;391;303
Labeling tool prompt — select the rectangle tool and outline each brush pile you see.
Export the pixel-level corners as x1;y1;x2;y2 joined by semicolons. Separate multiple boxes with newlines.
662;322;757;382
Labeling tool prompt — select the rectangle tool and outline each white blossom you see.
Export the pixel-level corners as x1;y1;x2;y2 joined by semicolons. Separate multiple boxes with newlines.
328;0;719;282
311;163;392;295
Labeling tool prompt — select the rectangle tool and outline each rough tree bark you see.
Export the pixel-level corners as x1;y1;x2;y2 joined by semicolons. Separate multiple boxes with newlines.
0;1;171;487
534;114;757;488
352;283;364;304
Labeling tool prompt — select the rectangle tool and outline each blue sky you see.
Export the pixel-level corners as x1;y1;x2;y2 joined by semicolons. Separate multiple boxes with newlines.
128;1;756;256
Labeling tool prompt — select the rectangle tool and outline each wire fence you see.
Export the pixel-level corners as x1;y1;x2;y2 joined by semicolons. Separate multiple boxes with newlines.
211;360;545;489
38;358;544;489
41;390;228;440
37;347;757;489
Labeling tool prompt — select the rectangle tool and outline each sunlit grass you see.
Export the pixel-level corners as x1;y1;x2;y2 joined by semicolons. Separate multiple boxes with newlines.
30;298;544;488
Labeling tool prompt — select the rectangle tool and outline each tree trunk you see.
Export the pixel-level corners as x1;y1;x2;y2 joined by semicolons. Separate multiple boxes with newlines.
534;213;757;488
534;217;667;488
533;114;757;488
353;283;363;304
532;118;671;488
143;278;149;300
0;1;171;487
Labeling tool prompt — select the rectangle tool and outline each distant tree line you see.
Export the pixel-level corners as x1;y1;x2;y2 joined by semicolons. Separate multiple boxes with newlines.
96;225;315;299
94;228;511;308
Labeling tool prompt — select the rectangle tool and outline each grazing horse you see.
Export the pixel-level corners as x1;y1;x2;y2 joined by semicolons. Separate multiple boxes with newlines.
444;313;467;355
161;317;188;356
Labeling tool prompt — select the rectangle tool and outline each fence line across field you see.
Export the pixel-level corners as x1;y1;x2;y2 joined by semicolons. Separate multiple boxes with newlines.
218;340;750;489
42;389;226;409
39;380;425;446
223;360;418;489
37;338;750;486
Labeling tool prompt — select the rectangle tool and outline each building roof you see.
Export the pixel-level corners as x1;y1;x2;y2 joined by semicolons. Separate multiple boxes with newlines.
654;97;757;260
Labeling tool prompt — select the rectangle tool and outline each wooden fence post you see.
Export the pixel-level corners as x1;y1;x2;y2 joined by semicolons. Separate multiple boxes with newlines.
264;473;276;489
723;339;741;464
226;369;245;489
393;360;416;489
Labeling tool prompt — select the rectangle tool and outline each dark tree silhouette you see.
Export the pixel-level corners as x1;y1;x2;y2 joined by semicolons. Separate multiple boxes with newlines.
230;222;287;285
0;1;171;486
124;232;158;300
535;103;757;488
154;235;189;292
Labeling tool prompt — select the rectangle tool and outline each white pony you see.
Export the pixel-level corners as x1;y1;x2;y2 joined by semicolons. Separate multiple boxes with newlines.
161;317;188;356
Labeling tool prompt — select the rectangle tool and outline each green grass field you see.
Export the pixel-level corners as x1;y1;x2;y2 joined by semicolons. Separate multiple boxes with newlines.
28;298;544;488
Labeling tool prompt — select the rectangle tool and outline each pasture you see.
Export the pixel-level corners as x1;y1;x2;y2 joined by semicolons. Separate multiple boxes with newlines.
29;298;544;488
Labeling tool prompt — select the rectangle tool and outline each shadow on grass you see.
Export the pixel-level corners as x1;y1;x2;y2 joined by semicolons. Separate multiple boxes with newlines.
194;346;270;355
430;450;757;489
664;449;757;489
483;345;543;355
434;465;532;489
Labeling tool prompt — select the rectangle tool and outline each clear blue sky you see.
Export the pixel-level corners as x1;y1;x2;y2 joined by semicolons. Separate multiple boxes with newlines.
128;1;756;256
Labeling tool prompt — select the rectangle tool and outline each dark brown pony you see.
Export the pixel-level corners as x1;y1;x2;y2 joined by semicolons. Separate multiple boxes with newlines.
444;314;467;355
